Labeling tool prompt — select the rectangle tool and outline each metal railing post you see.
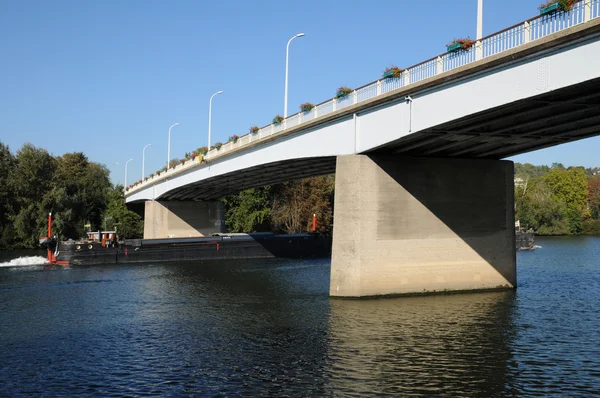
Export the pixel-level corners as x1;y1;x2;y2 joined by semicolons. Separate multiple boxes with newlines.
436;56;443;74
353;90;357;105
523;21;531;44
376;80;382;96
584;0;591;22
333;98;337;112
475;40;482;60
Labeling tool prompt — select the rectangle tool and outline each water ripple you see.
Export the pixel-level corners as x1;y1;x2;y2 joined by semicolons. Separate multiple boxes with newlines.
0;239;599;396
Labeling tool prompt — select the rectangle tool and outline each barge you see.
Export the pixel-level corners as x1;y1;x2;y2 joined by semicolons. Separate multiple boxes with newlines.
41;213;331;265
53;233;331;265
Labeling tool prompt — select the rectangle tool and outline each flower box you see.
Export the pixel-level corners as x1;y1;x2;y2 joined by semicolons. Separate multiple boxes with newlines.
229;135;239;143
300;102;314;112
540;2;560;14
250;126;259;134
272;115;284;125
447;38;475;53
212;142;223;150
447;42;463;52
383;66;402;79
336;87;352;98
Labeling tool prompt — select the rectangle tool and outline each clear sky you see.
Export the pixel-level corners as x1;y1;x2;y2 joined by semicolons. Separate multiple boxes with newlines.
1;0;598;185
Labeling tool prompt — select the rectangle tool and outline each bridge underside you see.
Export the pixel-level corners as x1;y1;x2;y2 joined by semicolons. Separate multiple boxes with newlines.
378;77;600;159
158;157;336;201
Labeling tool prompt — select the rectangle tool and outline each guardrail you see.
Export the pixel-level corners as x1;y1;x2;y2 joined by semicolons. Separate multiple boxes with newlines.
127;0;598;195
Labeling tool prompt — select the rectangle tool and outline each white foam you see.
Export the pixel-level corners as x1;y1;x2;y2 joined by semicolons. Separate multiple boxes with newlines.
0;256;49;267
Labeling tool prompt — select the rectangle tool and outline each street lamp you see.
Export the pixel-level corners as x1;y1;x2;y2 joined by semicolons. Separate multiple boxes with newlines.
477;0;483;39
142;144;152;180
167;122;179;168
208;91;223;148
124;158;133;188
284;33;305;118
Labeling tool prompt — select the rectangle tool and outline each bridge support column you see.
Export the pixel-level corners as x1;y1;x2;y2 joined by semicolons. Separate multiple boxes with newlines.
143;200;225;239
330;155;515;298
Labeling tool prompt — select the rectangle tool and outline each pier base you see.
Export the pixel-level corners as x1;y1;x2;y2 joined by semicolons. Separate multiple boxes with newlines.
143;200;225;239
330;155;515;298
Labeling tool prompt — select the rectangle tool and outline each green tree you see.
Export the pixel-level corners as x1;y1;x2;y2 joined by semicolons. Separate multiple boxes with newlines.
543;167;588;234
0;143;16;248
102;185;143;239
223;186;272;233
516;178;570;235
9;144;58;247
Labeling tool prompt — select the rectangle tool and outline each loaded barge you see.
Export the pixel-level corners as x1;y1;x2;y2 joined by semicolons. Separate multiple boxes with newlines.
40;213;331;265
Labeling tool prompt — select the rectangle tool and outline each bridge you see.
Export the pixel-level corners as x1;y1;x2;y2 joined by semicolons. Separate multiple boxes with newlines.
125;1;600;297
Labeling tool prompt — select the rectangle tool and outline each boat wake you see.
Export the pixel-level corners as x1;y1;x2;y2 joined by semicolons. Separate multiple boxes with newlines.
0;256;49;267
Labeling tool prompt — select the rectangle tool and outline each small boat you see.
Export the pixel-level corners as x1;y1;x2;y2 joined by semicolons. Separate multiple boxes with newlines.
516;229;535;251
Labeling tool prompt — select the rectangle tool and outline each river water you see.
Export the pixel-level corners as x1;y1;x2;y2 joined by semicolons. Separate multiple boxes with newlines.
0;237;599;396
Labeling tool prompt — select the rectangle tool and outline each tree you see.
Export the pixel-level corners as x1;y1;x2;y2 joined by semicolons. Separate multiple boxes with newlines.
516;178;570;235
543;167;588;234
101;185;143;239
588;177;600;219
271;175;335;234
223;187;272;233
8;144;58;247
0;143;16;248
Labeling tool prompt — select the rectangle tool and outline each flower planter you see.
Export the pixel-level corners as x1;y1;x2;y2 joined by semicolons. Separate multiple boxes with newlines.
447;42;463;52
382;67;402;79
540;2;560;15
300;103;314;112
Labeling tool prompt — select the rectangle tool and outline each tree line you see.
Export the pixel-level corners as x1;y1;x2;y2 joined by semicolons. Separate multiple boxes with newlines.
1;140;597;250
515;162;600;235
0;142;143;249
222;175;335;235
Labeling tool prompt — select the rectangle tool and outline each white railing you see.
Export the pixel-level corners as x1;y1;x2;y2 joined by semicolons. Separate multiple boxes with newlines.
127;0;599;195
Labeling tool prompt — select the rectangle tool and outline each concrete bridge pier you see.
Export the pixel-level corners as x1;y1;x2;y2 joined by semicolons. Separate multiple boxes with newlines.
143;200;225;239
330;155;516;298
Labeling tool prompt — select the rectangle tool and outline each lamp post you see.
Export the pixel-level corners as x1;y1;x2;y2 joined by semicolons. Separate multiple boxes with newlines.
124;158;133;188
167;122;179;168
284;33;305;118
477;0;483;39
142;144;151;180
208;90;223;148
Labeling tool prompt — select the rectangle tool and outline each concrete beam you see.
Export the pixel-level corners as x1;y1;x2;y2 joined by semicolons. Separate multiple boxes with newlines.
330;155;515;297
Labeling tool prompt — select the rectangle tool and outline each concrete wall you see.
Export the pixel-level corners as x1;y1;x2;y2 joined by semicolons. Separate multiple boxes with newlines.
143;201;225;239
330;155;515;297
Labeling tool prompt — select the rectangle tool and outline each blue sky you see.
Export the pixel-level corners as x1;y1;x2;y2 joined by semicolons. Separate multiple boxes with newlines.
1;0;598;185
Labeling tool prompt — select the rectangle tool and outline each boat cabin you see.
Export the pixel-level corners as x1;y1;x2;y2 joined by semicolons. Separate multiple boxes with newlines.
87;231;117;247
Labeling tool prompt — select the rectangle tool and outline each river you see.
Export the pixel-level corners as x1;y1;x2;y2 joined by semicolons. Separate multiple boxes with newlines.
0;237;599;396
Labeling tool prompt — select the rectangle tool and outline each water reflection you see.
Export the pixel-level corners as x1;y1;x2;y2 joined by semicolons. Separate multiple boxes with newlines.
326;292;518;396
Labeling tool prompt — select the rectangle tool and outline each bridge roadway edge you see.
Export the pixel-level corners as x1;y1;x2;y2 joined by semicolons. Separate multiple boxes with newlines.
330;155;515;298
